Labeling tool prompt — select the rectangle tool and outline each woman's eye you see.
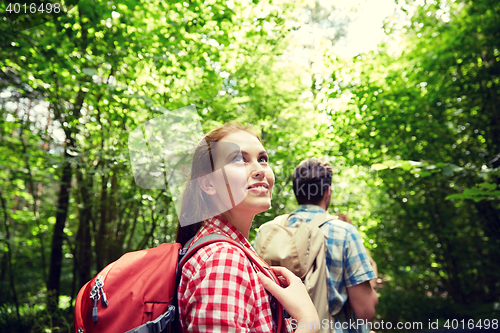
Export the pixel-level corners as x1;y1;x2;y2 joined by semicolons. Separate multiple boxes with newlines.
231;155;244;163
259;156;268;163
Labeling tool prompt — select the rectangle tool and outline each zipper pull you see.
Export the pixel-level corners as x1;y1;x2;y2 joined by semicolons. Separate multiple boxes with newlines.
95;276;109;307
90;286;100;322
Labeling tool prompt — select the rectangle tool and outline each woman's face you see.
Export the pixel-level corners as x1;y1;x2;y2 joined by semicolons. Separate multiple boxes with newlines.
202;130;275;216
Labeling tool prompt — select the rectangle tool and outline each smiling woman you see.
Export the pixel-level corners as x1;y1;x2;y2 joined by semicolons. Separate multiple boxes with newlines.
175;123;263;242
202;130;275;238
175;123;320;333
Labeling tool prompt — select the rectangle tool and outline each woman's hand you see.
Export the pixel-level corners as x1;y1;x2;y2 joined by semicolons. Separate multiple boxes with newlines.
257;266;320;333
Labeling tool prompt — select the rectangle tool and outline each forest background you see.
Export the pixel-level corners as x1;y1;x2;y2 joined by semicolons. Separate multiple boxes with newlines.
1;0;499;331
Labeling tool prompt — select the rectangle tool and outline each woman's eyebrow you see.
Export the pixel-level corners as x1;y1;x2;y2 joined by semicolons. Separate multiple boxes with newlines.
240;150;267;155
224;149;242;160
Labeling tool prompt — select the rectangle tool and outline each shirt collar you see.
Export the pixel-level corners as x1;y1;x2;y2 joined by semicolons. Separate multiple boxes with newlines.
294;204;326;214
195;215;253;250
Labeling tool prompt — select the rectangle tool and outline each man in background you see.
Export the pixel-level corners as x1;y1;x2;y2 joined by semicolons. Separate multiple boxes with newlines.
288;158;378;331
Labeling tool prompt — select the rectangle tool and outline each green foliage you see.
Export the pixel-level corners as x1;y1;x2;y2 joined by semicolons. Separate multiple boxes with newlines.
328;0;500;323
372;159;500;201
0;303;73;333
1;0;500;330
1;0;314;330
446;182;500;202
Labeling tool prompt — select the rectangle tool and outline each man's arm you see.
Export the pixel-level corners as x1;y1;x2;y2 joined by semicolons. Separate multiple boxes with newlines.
347;281;378;321
366;251;378;290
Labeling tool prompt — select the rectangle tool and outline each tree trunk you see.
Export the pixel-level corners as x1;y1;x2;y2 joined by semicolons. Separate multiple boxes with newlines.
0;191;20;320
95;172;108;271
46;156;73;313
75;169;93;289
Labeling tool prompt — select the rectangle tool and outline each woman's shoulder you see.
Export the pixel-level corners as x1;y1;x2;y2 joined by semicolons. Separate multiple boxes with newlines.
177;240;277;332
182;240;254;276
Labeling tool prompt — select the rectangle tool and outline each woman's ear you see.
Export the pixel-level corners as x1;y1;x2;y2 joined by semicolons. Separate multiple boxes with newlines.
198;174;217;195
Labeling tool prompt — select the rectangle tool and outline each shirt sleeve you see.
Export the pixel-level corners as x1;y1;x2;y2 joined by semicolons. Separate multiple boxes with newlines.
343;227;377;288
179;243;276;333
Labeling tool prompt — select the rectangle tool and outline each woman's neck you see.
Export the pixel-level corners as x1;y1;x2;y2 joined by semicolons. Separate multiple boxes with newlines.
222;210;255;239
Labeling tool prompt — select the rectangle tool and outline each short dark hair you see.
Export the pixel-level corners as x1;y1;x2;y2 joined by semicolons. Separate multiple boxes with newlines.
292;158;332;205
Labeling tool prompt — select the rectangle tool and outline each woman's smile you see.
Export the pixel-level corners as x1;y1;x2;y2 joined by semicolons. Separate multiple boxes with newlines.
246;182;270;194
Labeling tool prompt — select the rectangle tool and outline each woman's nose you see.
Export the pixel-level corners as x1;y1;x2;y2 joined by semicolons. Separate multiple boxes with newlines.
250;161;265;178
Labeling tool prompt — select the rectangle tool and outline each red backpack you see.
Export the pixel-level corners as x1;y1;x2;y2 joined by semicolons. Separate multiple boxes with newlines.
74;234;284;333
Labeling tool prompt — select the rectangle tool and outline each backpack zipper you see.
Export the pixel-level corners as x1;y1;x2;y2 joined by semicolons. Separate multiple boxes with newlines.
95;275;109;306
90;275;108;322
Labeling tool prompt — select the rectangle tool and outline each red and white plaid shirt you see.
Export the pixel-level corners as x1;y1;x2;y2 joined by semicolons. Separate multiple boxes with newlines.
178;216;293;333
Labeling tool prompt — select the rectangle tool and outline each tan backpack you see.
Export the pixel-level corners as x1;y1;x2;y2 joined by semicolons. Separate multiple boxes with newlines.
255;213;337;333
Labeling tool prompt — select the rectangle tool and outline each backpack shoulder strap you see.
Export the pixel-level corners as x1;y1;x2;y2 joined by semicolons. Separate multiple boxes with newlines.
177;234;284;333
272;213;293;227
308;212;336;230
177;234;227;270
179;233;283;289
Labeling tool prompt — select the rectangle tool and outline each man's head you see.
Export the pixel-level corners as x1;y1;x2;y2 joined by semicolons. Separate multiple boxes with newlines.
292;158;333;208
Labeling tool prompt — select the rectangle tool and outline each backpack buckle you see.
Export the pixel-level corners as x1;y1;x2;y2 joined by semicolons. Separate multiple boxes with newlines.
146;305;175;333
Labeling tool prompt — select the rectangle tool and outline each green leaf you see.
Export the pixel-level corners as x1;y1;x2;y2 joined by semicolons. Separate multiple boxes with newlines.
371;163;388;171
82;68;96;76
445;193;466;200
442;166;454;176
477;182;497;190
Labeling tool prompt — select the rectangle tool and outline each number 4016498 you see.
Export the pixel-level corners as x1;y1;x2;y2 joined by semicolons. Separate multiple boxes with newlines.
6;2;61;14
444;319;498;330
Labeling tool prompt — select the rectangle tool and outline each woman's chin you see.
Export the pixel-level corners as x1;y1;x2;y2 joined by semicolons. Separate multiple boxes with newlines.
232;198;271;214
250;199;272;214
